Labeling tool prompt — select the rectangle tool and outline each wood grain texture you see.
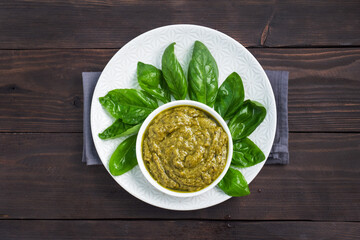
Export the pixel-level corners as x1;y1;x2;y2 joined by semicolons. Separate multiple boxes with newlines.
0;132;359;220
0;220;359;240
0;49;116;132
0;0;359;49
249;48;360;132
0;48;359;132
1;1;359;238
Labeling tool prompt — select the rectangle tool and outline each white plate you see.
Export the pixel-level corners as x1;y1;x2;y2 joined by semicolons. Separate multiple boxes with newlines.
91;24;276;211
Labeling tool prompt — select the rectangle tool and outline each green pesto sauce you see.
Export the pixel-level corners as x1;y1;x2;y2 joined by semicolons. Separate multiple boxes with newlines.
142;106;228;192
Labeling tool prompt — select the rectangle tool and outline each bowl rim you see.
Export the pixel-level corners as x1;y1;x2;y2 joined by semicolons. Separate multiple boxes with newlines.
136;100;233;198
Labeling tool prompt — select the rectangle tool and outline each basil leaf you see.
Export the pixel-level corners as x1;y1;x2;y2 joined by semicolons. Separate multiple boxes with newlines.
215;72;244;120
161;42;187;100
218;167;250;197
188;41;219;107
232;138;265;168
109;135;138;176
137;62;171;103
228;100;266;140
99;119;141;140
99;89;158;124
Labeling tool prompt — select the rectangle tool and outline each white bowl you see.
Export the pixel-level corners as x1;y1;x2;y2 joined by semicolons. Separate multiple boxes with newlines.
136;100;233;198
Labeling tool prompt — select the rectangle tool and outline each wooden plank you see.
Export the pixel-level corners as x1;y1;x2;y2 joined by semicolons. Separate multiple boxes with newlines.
0;220;358;240
1;48;359;132
249;48;360;132
0;49;116;132
0;0;359;49
0;132;359;220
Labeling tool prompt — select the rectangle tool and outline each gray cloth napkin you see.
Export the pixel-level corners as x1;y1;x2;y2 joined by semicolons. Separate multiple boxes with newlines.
265;70;289;164
82;72;101;165
82;70;289;165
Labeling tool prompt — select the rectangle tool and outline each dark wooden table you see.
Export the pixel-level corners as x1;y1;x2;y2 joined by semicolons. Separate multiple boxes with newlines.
1;1;359;239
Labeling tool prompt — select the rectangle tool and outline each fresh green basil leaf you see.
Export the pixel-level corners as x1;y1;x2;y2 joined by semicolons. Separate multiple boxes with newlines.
99;89;158;124
161;42;187;100
188;41;219;107
215;72;244;120
109;135;138;176
137;62;171;103
99;119;141;140
232;138;265;168
228;100;266;140
218;167;250;197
